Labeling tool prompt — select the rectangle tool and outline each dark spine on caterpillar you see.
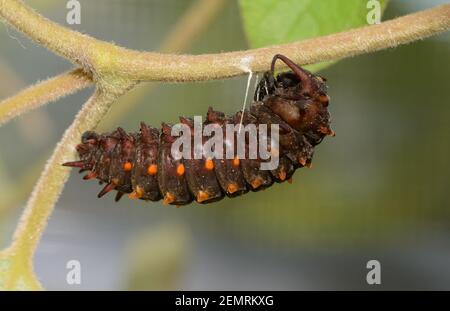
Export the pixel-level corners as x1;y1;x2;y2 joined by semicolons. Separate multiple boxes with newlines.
63;54;334;206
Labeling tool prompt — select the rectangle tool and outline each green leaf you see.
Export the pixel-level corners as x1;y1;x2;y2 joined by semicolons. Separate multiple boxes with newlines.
239;0;388;72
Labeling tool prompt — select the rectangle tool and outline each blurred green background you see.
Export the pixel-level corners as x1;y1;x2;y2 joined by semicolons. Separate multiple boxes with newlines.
0;0;449;290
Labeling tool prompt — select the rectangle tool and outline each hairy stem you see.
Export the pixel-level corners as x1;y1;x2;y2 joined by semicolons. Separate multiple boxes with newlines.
117;4;450;81
0;68;92;126
1;1;449;82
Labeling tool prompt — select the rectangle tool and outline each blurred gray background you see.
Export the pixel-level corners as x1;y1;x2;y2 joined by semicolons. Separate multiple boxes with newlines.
0;0;449;290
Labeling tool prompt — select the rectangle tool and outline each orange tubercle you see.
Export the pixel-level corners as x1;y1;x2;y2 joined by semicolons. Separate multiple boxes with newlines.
163;192;175;205
288;177;293;184
205;159;214;170
319;126;336;137
318;94;330;103
251;177;263;189
147;164;158;175
298;157;307;167
278;170;286;181
226;183;238;194
196;190;210;203
232;157;240;167
176;163;185;176
128;186;144;199
123;161;133;171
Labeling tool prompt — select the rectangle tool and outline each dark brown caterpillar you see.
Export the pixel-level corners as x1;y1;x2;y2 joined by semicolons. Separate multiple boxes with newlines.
63;54;334;205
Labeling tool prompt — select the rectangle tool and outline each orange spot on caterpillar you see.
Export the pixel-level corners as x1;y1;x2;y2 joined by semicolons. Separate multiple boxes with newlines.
129;186;144;199
123;161;133;171
251;177;263;189
288;177;293;184
278;170;286;181
163;192;175;205
147;164;158;175
196;190;210;203
226;183;238;194
318;94;330;104
232;157;240;167
205;159;214;170
319;126;335;136
176;164;185;176
298;157;307;167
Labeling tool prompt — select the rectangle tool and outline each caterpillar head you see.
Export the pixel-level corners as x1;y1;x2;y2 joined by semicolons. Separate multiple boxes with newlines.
255;54;334;145
75;131;99;159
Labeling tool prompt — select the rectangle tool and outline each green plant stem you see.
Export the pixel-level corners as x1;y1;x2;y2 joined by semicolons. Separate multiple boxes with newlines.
0;69;92;126
1;1;449;82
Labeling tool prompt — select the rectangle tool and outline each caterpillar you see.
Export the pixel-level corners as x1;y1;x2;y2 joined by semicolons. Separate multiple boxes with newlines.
63;54;334;205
